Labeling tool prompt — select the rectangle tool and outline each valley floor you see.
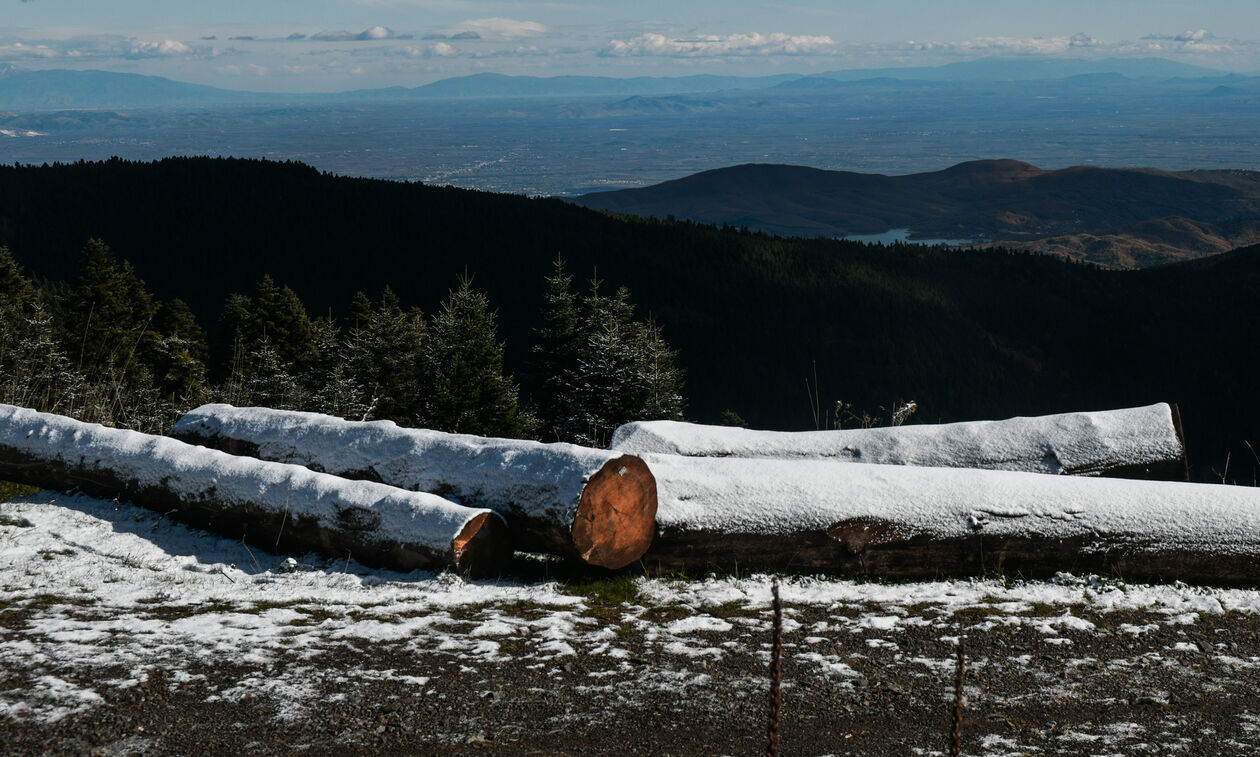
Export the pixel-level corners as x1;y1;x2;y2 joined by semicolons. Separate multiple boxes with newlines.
4;494;1260;755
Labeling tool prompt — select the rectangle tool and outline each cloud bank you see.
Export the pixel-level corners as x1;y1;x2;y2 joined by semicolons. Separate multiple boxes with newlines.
604;32;837;58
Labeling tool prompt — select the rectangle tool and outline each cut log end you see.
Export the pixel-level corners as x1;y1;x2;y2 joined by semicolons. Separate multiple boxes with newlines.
452;511;512;577
572;454;658;570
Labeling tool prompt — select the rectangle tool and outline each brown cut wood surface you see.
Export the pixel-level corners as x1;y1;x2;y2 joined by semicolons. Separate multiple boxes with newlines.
572;455;658;570
452;511;511;576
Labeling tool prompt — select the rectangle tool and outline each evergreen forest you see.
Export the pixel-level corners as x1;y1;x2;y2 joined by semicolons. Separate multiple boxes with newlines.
1;157;1257;482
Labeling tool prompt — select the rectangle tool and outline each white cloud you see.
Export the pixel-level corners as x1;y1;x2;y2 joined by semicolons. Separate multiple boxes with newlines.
310;26;412;42
400;42;458;58
604;32;838;58
1145;29;1217;43
215;63;266;76
0;42;59;59
448;17;549;40
127;39;193;58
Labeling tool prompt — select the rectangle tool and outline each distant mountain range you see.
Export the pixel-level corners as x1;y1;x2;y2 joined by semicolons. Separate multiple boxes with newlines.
574;160;1260;268
0;57;1249;112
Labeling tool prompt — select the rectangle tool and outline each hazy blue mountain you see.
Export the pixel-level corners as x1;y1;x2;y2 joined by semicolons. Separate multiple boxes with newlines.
0;67;803;111
0;67;263;111
0;58;1235;112
820;57;1227;82
393;72;803;99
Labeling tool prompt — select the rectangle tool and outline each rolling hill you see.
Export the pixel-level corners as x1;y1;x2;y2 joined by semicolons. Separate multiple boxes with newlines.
575;160;1260;268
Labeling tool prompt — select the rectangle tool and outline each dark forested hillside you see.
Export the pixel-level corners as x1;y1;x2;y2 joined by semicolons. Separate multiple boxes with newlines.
1;157;1257;481
575;161;1260;267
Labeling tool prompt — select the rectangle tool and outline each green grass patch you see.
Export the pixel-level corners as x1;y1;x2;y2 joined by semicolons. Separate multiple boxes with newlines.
495;600;551;620
1025;602;1061;617
0;481;39;502
952;605;997;620
22;593;98;611
639;605;692;623
141;599;236;620
564;575;639;604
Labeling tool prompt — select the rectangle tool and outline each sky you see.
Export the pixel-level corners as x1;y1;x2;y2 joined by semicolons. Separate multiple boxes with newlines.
3;1;1259;91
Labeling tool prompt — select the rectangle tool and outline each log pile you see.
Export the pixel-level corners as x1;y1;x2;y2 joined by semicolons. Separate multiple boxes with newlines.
612;403;1189;480
5;399;1259;585
0;404;509;576
171;404;657;570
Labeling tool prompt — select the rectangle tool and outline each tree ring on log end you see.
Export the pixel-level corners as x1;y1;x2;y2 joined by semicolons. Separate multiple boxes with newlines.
572;454;658;570
452;511;511;577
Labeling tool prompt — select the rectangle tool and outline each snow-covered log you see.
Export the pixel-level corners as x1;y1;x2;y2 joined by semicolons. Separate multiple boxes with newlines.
0;404;509;576
613;403;1188;480
171;404;658;569
642;454;1260;584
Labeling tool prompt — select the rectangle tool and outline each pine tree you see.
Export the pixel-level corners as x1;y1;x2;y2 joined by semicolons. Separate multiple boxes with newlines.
151;298;209;406
247;275;317;370
0;253;82;415
213;276;317;409
636;318;685;422
418;278;522;437
53;239;170;428
59;239;160;388
241;337;305;410
557;277;685;446
303;316;368;420
344;287;425;422
531;257;582;441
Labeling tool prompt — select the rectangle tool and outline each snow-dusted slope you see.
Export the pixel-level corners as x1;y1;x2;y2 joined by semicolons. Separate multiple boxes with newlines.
0;404;505;573
614;404;1186;479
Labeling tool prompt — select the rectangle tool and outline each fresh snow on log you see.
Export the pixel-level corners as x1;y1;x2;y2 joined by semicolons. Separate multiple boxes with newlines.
0;404;508;575
643;453;1260;584
613;403;1188;480
171;404;658;569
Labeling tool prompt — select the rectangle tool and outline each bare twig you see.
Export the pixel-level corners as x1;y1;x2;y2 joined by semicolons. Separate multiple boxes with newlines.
241;533;262;574
275;497;290;549
951;639;967;757
767;580;784;757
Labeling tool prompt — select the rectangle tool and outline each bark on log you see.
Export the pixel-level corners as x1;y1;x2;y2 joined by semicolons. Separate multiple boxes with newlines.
171;404;658;569
640;454;1260;585
0;404;509;576
613;403;1189;481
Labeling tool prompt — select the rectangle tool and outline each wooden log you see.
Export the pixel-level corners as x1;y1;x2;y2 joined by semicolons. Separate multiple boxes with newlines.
0;404;509;576
641;454;1260;585
613;403;1189;481
171;404;658;570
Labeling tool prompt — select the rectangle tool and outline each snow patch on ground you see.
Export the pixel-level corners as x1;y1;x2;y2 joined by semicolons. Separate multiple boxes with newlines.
6;492;1260;733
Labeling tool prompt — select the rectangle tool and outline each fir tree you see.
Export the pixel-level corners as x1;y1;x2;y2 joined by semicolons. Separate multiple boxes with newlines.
419;278;522;437
531;257;582;441
58;239;160;389
344;287;425;422
151;298;209;406
240;337;305;410
303;315;368;420
214;276;316;409
246;275;317;370
557;277;685;446
0;251;82;414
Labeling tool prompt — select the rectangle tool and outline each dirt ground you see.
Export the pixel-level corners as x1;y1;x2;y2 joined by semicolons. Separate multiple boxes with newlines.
6;494;1260;756
6;597;1260;756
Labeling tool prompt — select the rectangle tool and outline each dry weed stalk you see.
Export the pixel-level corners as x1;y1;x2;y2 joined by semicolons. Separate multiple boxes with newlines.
767;580;784;757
